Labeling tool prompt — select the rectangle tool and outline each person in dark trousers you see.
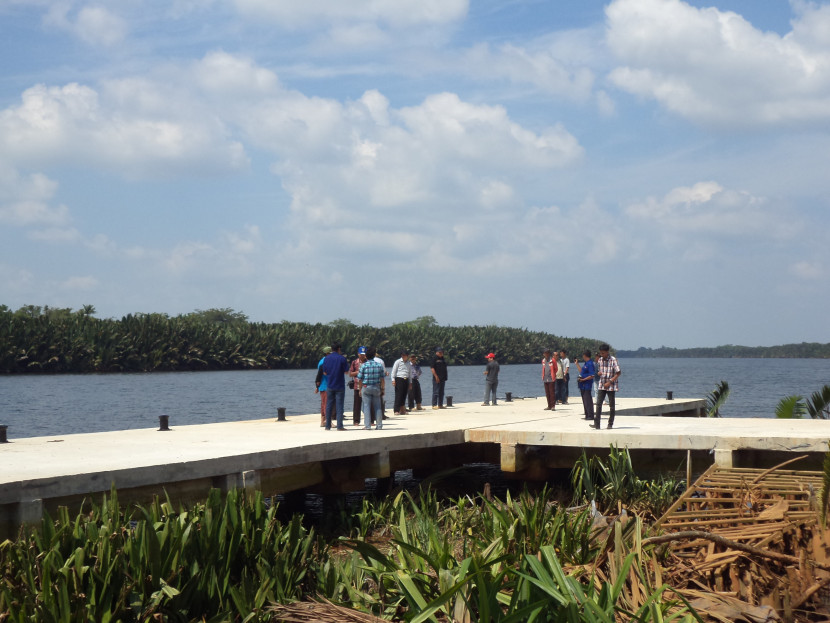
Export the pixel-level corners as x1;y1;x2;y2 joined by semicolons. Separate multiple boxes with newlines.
574;350;596;421
321;343;349;430
541;349;557;410
390;350;411;415
348;346;367;425
560;349;570;404
407;354;423;410
482;352;500;405
592;344;621;430
431;347;448;409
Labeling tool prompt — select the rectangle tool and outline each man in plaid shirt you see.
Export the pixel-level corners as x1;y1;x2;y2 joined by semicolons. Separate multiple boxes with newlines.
357;346;386;430
592;343;621;430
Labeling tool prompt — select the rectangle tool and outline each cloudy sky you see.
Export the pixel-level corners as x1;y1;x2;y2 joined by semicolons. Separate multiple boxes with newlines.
1;0;828;349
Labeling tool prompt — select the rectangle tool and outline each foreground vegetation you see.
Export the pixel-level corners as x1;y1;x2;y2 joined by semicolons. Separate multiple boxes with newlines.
0;305;603;374
1;449;691;622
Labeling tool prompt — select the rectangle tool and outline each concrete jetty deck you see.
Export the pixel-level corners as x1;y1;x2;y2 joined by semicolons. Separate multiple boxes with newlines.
2;395;828;533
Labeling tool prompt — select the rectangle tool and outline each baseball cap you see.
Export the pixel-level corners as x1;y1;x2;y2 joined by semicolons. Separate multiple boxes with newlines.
486;353;495;359
357;346;367;355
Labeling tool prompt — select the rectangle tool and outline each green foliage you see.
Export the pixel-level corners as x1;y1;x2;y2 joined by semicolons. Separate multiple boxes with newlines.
1;480;693;622
775;395;807;419
807;385;830;419
0;488;323;622
705;380;730;418
0;304;604;374
571;446;684;517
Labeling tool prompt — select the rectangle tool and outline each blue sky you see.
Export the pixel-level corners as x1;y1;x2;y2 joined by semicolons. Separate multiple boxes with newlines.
1;0;829;349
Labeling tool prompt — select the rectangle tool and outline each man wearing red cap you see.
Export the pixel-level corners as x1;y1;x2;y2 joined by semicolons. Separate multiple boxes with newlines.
482;352;500;406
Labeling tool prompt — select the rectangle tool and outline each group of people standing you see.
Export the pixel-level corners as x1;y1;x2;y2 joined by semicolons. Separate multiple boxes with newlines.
314;342;621;431
315;344;451;431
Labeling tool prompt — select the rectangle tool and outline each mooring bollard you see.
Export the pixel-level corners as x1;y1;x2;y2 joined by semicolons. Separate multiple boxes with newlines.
158;415;170;431
505;392;513;402
666;391;673;400
0;425;7;443
446;396;453;407
277;407;287;422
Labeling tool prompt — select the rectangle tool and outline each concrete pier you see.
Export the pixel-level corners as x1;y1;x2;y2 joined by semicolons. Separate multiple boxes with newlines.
2;395;827;534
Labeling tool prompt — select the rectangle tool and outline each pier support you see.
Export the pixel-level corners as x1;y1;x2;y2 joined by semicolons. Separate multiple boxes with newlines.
500;443;528;473
16;499;43;526
713;449;734;468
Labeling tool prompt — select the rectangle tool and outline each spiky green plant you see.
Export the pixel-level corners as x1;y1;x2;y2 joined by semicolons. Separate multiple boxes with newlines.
705;380;730;418
807;385;830;419
775;395;807;419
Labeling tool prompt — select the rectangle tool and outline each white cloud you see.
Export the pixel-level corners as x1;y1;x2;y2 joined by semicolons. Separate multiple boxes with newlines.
790;260;823;280
606;0;830;125
625;181;801;241
463;42;595;99
232;0;468;28
60;275;99;291
0;81;249;178
0;165;69;226
44;3;127;47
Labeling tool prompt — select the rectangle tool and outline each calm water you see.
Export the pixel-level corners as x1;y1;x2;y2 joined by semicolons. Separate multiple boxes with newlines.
1;358;829;439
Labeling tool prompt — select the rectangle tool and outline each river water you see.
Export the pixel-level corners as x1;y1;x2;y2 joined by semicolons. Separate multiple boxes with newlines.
2;358;829;439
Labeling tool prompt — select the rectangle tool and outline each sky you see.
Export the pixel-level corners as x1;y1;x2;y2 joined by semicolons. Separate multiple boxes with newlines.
1;0;829;349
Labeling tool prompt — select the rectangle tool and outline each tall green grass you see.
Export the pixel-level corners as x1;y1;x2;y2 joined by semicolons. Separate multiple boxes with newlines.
1;452;693;621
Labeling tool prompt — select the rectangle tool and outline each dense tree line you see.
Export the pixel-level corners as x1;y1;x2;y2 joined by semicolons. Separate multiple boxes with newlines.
0;305;605;374
617;343;830;359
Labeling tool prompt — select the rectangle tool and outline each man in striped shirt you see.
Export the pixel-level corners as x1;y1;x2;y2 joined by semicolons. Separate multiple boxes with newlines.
592;344;621;430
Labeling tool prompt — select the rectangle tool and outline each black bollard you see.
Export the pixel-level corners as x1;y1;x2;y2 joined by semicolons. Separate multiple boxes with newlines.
446;396;453;407
158;415;170;431
505;392;513;402
666;391;673;401
277;407;287;422
0;425;7;443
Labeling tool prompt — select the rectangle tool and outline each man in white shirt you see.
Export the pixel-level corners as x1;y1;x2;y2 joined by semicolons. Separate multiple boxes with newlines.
559;350;571;405
390;350;411;415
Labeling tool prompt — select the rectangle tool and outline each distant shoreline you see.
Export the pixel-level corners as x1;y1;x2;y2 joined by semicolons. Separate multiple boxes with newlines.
617;342;830;359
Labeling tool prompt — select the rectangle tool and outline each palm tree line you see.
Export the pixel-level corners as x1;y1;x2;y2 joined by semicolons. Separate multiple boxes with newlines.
0;305;605;374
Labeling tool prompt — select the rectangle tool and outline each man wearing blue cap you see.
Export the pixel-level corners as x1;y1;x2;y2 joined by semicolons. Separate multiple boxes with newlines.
349;346;368;425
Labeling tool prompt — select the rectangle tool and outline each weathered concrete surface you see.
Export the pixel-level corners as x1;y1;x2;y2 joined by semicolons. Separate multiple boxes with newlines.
10;393;825;530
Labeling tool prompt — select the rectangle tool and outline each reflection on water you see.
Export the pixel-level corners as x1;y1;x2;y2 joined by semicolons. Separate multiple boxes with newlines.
2;359;829;438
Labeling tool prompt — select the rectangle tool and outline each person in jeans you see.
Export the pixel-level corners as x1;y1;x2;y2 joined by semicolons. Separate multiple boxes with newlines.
574;350;596;421
431;347;448;409
592;344;621;430
482;352;500;405
357;346;385;430
321;343;349;430
541;349;557;410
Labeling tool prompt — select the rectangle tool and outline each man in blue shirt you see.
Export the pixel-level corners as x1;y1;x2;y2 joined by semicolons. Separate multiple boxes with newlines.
322;343;349;430
575;350;597;421
315;346;331;426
